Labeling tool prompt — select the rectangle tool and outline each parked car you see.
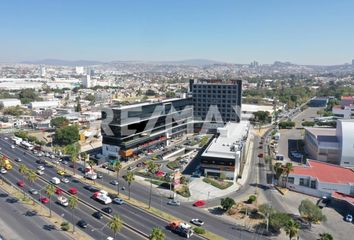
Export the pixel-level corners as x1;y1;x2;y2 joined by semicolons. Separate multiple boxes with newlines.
167;199;181;206
345;214;353;222
190;219;204;226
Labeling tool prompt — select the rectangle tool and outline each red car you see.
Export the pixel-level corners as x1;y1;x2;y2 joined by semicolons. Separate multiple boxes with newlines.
92;191;99;199
39;196;49;204
258;153;264;158
55;188;63;195
17;180;25;188
68;188;78;195
193;200;206;207
155;171;166;177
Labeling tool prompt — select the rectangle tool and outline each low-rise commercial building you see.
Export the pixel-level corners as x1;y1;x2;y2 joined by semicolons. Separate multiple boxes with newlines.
304;119;354;167
200;121;249;182
308;97;328;107
332;105;354;119
287;160;354;197
29;100;60;109
0;98;21;108
102;98;193;161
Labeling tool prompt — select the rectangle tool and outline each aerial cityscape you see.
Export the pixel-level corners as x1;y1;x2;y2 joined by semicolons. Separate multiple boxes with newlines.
1;1;354;240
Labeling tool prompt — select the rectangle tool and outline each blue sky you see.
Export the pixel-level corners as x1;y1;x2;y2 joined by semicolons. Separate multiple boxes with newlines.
1;0;354;65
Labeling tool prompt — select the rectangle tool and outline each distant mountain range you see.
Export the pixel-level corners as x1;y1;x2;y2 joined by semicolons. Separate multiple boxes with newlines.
21;58;228;66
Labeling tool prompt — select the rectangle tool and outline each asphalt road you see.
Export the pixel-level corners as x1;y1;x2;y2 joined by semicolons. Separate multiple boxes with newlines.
0;137;202;240
0;188;72;240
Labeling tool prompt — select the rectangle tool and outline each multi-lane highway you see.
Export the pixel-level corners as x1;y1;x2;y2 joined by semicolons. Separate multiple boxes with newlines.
0;136;205;240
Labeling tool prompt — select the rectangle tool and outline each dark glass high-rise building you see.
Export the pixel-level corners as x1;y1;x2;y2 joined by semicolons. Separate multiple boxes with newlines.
189;79;242;123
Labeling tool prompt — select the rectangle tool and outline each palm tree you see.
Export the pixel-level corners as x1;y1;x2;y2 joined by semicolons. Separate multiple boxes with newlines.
147;161;157;209
284;219;300;240
109;214;123;239
26;169;38;187
68;195;78;233
273;162;284;185
283;162;294;187
318;233;333;240
81;152;88;173
45;183;56;218
113;162;122;196
18;163;28;199
149;227;165;240
123;171;135;200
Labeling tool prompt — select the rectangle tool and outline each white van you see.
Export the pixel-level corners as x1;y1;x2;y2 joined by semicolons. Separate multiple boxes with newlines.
51;177;61;185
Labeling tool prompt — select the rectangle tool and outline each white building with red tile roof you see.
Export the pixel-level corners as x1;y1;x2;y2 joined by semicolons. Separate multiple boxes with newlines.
287;160;354;198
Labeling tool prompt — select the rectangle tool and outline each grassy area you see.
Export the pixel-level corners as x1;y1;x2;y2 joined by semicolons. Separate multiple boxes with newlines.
175;185;191;198
166;160;179;170
203;177;233;190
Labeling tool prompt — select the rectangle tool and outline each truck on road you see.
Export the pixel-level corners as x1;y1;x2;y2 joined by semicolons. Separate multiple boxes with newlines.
168;221;193;238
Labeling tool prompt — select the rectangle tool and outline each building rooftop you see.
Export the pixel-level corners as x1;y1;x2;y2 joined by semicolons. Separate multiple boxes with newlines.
112;97;187;110
305;127;336;138
291;160;354;184
341;96;354;101
202;121;249;159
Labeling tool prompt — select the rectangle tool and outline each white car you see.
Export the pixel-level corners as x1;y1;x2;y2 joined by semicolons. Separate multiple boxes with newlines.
37;166;45;171
61;178;69;183
50;155;55;159
191;219;204;226
11;145;15;149
15;158;22;162
36;170;44;175
1;168;7;174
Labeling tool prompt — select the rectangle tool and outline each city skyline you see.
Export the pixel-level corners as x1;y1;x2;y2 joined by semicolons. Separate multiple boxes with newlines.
1;0;354;65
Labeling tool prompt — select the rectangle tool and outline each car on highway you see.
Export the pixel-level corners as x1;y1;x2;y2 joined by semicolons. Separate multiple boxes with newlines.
17;180;25;187
77;220;88;228
37;165;45;171
36;170;44;175
62;160;68;165
57;170;66;176
55;188;63;195
110;180;119;186
84;185;99;192
39;196;49;204
36;159;46;164
0;168;7;174
92;211;103;219
345;214;353;222
113;197;124;205
26;210;38;216
51;177;61;184
102;207;113;214
193;200;206;207
190;219;204;226
68;187;78;195
97;174;103;179
258;153;263;158
29;189;39;195
15;158;22;162
11;145;15;149
61;178;69;183
167;199;181;206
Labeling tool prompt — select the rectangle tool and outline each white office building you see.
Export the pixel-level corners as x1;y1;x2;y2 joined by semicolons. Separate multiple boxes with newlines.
304;119;354;167
0;99;21;108
29;100;60;109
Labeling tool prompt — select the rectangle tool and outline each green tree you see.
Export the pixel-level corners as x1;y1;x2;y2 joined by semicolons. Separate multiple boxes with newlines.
64;143;80;175
68;195;78;233
258;204;275;217
75;97;82;112
299;199;327;223
149;227;165;240
19;88;41;104
109;214;123;239
268;212;291;232
54;124;80;145
50;116;69;128
318;232;333;240
274;162;284;181
26;169;38;187
113;162;122;196
253;111;271;124
45;183;56;218
18;163;28;199
84;94;96;102
220;197;235;211
283;162;294;187
123;171;135;200
284;219;300;240
3;106;25;116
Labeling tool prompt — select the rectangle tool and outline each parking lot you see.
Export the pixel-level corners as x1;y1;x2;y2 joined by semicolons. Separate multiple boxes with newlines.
276;107;324;164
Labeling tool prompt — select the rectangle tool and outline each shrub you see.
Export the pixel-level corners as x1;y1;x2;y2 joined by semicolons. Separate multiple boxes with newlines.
194;227;206;234
221;197;235;211
61;222;70;231
248;195;257;203
299;199;327;223
176;185;191;198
